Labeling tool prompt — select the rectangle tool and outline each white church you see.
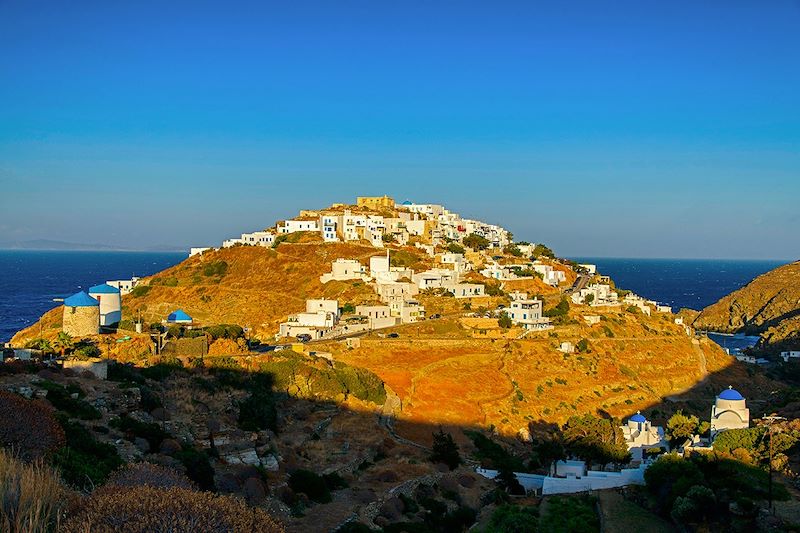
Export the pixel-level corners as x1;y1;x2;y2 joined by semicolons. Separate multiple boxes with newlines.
710;386;750;439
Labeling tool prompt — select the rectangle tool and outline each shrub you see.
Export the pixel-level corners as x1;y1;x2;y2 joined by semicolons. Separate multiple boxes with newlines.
109;415;169;451
484;504;539;533
498;312;513;329
106;462;194;490
202;260;228;277
0;391;65;461
0;449;71;533
39;381;101;420
61;485;283;532
538;495;598;532
430;429;461;470
130;285;151;298
544;298;570;318
54;417;123;490
238;376;278;432
532;244;555;258
289;469;331;503
447;243;465;254
463;233;490;250
175;447;216;492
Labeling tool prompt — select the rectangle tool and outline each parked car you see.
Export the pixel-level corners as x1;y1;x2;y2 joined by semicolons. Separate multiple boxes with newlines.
429;313;442;319
387;333;400;338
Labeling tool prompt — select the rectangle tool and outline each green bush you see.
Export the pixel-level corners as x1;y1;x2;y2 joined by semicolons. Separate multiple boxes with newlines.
109;414;170;450
53;416;123;490
40;381;101;420
130;285;151;298
175;446;216;491
484;504;539;533
538;495;598;533
202;260;228;277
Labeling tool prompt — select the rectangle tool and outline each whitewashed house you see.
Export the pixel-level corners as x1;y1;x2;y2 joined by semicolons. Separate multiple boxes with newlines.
279;219;320;234
320;215;339;242
389;299;426;323
375;281;419;303
445;283;485;298
355;304;397;329
240;231;275;247
571;284;619;306
279;299;340;339
781;351;800;363
189;247;212;257
413;269;458;290
440;252;469;273
507;298;553;331
320;258;369;283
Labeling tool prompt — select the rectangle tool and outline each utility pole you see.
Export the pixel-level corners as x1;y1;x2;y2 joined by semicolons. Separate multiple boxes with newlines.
763;415;785;514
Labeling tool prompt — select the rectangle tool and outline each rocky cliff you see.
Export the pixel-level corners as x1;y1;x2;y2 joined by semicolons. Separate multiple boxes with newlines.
694;260;800;351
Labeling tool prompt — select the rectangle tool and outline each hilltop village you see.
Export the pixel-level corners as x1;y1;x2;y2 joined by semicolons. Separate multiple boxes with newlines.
3;196;800;532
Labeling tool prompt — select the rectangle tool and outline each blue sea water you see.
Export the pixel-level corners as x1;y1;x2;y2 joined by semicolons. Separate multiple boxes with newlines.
0;252;788;345
0;251;184;343
572;257;786;312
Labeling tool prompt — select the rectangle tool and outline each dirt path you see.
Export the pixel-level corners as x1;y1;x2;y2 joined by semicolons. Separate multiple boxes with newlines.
597;490;675;533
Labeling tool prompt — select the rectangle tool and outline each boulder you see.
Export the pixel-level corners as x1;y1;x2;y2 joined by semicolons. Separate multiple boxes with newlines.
134;437;150;454
243;477;267;504
159;438;182;455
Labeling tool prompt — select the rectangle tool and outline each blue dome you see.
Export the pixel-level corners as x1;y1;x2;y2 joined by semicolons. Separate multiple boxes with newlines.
64;291;99;307
719;387;744;401
630;412;647;423
88;283;120;294
402;200;413;205
167;309;192;322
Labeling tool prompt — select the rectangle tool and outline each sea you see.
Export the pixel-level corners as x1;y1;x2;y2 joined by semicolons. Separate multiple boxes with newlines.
0;251;788;346
0;250;185;343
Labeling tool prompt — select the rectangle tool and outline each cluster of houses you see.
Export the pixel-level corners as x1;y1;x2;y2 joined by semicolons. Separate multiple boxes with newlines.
189;196;512;257
480;261;567;286
480;386;753;495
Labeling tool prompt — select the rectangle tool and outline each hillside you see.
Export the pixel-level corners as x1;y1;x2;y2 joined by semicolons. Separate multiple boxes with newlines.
694;260;800;351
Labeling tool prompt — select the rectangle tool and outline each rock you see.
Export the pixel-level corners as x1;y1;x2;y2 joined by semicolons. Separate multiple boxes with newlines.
261;454;280;472
17;386;33;399
134;437;150;454
374;516;390;528
159;438;182;455
517;427;532;442
276;485;296;505
223;448;261;467
233;465;261;483
70;392;79;400
243;477;267;504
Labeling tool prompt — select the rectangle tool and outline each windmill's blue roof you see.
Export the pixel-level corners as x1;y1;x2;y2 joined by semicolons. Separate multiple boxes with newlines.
630;412;647;423
167;309;192;322
719;388;744;401
88;283;120;294
402;200;413;205
64;291;99;307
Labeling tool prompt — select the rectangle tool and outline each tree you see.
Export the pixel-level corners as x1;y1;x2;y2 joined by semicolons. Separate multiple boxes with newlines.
666;411;708;448
532;244;555;258
25;338;53;354
498;312;513;329
53;332;75;356
576;338;590;353
446;242;465;254
544;298;569;318
289;469;331;503
561;414;629;466
484;504;539;533
503;244;522;257
430;429;462;470
584;293;594;305
463;233;490;250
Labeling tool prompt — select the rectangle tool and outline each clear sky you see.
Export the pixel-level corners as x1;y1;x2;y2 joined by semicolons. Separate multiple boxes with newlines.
1;1;798;259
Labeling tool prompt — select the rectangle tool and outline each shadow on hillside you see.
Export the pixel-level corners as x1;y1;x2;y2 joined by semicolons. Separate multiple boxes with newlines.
4;341;792;533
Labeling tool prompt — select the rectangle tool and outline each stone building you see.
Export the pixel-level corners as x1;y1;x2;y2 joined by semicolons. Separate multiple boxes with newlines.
62;291;100;337
710;386;750;439
356;195;395;210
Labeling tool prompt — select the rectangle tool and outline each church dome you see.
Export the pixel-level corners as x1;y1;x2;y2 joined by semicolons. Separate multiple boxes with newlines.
719;387;744;401
630;411;647;423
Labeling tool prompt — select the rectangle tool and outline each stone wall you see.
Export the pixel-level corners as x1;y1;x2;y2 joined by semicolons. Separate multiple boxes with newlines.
62;306;99;337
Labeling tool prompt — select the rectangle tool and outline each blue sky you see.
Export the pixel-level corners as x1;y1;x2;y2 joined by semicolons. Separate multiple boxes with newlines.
0;1;798;259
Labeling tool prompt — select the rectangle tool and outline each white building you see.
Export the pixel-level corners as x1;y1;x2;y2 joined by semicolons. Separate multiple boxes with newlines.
781;351;800;363
106;277;140;296
278;299;340;339
506;298;553;331
446;282;485;299
320;215;339;242
222;238;243;248
559;342;575;354
579;264;597;275
621;412;666;461
531;263;567;286
440;252;469;273
189;247;212;257
376;281;419;303
571;284;619;306
240;231;275;247
413;269;458;290
355;304;397;329
320;258;369;283
279;219;320;234
390;299;426;323
88;284;122;326
710;386;750;440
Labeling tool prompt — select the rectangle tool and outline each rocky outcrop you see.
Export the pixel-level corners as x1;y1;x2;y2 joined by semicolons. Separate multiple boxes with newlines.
694;261;800;350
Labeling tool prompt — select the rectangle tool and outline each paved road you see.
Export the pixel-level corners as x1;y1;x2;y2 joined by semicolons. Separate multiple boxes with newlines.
566;273;591;295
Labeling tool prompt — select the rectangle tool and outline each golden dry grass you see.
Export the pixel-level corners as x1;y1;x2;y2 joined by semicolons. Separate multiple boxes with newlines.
0;449;71;533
